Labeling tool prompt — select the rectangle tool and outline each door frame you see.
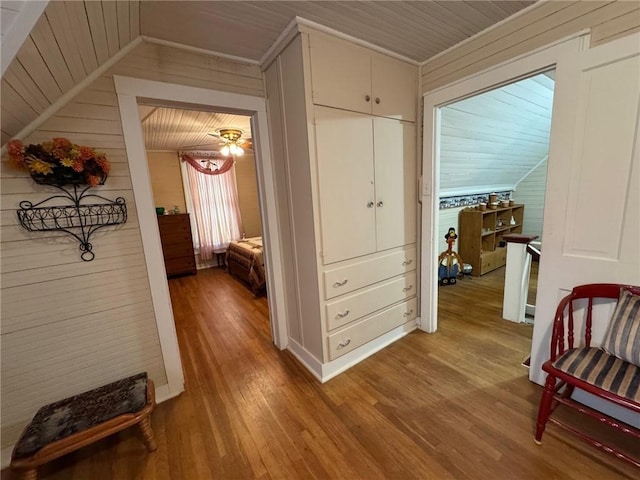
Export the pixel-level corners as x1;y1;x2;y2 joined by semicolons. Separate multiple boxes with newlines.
420;33;588;336
114;76;288;399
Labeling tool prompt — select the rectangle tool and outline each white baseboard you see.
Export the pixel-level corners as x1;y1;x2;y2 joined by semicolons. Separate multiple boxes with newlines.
286;339;324;382
287;321;418;383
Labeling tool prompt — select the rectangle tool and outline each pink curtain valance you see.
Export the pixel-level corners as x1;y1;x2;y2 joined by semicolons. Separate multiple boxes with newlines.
180;152;234;175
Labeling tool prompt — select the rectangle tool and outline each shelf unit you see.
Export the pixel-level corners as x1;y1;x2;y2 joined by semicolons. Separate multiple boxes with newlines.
458;204;524;276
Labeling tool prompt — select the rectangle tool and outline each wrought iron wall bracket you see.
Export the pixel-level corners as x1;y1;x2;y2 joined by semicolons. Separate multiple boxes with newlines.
17;183;127;261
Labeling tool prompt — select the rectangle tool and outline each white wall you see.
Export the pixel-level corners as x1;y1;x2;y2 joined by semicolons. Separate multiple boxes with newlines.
513;158;547;239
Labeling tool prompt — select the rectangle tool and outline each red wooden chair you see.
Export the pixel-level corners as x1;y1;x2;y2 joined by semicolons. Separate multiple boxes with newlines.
534;283;640;467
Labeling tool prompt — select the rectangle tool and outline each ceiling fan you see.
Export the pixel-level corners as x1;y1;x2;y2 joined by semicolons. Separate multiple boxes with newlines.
208;128;253;156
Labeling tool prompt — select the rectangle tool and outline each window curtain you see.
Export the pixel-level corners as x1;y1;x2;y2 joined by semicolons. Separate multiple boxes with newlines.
182;156;244;260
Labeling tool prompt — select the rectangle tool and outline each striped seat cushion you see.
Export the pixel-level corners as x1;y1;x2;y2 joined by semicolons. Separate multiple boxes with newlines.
552;347;640;403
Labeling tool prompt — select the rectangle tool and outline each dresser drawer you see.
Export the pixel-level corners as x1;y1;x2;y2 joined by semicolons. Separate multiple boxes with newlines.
326;271;416;330
162;241;195;260
328;298;417;360
165;256;196;276
323;247;416;299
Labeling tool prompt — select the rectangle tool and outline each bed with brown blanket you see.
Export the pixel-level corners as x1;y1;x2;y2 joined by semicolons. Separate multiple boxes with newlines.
226;237;265;294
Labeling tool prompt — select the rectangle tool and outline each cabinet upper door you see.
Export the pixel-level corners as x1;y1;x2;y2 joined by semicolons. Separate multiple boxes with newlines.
374;118;417;251
371;55;418;123
309;33;372;115
314;107;376;264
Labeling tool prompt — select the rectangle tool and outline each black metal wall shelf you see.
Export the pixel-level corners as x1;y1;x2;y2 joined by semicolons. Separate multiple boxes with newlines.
17;183;127;261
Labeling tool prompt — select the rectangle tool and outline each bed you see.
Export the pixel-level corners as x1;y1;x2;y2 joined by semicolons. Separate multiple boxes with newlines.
226;237;266;294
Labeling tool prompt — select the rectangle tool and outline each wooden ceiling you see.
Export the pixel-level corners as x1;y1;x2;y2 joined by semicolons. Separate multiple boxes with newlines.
140;1;535;63
140;106;252;152
0;0;536;146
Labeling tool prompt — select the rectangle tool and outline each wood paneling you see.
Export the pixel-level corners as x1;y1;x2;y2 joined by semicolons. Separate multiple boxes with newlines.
140;1;533;63
1;1;140;143
1;38;263;451
421;1;640;93
3;267;635;479
440;72;553;192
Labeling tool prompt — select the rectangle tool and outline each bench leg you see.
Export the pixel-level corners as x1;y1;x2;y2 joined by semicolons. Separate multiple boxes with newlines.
18;469;37;480
535;375;556;444
139;416;157;452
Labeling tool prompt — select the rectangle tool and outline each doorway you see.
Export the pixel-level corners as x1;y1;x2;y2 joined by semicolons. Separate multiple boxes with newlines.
436;71;554;332
114;76;289;398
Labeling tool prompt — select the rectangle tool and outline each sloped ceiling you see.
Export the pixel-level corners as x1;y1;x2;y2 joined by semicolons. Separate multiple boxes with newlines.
1;0;535;146
140;1;534;63
440;72;554;193
140;107;251;152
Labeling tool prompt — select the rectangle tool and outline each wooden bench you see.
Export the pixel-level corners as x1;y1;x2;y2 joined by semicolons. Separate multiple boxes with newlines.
10;372;157;480
534;284;640;467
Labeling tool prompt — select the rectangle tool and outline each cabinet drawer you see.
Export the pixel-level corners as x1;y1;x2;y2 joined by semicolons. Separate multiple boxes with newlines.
326;271;416;330
328;298;417;360
323;247;416;299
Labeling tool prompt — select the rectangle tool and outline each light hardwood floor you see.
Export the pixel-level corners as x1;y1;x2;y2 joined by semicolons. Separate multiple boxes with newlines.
5;265;637;479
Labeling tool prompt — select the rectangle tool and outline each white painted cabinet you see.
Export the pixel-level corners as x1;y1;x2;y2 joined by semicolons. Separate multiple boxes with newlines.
264;29;419;380
309;32;417;122
315;108;416;265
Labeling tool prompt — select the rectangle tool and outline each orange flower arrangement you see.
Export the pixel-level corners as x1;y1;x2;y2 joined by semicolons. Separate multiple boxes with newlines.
7;138;110;187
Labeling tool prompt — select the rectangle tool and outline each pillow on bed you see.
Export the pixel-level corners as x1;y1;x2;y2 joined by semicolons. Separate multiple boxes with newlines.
601;289;640;365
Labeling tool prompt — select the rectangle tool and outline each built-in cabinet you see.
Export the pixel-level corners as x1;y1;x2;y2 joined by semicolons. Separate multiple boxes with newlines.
264;29;419;378
309;33;417;122
315;107;416;264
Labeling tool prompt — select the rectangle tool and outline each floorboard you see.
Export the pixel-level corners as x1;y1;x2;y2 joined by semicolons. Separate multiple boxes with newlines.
4;265;637;479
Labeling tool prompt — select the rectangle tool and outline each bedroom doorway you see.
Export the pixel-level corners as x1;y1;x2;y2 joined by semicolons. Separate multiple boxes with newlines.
139;105;266;292
115;76;289;397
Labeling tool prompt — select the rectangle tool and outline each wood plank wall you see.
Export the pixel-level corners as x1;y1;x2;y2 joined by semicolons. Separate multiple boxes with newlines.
0;40;264;450
421;1;640;93
1;0;141;145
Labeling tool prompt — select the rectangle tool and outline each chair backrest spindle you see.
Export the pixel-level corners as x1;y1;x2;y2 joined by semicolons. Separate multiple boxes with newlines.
585;297;593;347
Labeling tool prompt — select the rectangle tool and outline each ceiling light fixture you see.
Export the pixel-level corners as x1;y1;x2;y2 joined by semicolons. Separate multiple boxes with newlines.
217;128;245;157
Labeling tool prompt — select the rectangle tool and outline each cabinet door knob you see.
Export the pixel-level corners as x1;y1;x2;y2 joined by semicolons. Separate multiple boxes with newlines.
337;339;351;349
367;201;374;208
403;309;414;317
403;285;413;292
377;201;383;207
402;259;412;266
333;279;348;287
375;97;381;104
335;310;350;319
365;95;371;102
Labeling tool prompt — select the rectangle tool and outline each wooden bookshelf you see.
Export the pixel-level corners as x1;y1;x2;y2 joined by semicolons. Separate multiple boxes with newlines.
458;204;524;276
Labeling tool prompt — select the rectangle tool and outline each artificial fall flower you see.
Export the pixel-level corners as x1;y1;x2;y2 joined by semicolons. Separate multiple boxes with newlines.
60;158;75;167
7;139;25;165
53;137;72;149
87;175;101;187
78;146;95;161
96;156;111;174
41;141;54;153
27;158;54;175
72;159;84;172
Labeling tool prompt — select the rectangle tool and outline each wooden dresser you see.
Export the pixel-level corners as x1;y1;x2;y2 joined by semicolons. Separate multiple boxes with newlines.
157;214;196;277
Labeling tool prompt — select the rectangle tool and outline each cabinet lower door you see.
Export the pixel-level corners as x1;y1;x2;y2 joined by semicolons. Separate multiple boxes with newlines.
374;117;417;251
315;107;376;264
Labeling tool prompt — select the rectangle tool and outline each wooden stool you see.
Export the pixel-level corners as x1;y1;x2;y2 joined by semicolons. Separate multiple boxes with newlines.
10;372;157;480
